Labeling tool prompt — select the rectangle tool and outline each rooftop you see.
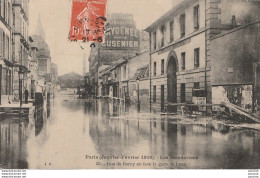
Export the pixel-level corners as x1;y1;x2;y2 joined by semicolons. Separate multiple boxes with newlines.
145;0;196;32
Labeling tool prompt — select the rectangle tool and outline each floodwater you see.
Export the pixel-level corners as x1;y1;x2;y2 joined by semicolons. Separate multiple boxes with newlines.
0;92;259;169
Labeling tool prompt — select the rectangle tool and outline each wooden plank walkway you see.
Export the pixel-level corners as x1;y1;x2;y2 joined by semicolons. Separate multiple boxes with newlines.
220;102;260;123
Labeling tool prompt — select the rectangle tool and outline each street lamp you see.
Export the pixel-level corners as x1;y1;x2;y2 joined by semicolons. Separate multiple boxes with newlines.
137;77;140;113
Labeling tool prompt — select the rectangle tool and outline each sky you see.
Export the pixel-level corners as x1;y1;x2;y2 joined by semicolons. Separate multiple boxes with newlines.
29;0;183;76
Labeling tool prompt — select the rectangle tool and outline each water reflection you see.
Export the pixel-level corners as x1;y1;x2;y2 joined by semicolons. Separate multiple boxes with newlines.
0;101;50;169
0;96;259;169
0;120;30;169
88;100;260;169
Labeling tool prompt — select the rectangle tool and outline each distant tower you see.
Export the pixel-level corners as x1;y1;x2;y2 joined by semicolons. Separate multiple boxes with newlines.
35;14;45;39
83;53;86;75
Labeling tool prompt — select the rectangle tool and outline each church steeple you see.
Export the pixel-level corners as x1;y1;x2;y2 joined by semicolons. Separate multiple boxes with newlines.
35;14;45;39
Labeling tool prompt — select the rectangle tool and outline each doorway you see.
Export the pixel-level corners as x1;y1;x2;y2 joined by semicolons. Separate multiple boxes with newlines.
167;53;178;112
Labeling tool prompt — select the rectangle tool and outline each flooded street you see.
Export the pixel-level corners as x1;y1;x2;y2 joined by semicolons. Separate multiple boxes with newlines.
0;93;260;169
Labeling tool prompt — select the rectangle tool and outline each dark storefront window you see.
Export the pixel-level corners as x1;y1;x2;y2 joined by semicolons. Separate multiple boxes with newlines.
181;83;186;103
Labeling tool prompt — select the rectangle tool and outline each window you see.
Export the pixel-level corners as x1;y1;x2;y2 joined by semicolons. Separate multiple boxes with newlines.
123;65;126;79
181;52;185;70
13;10;15;27
180;13;185;38
194;82;200;89
3;0;5;20
180;83;186;103
153;86;156;102
0;0;3;18
161;85;165;108
154;62;156;76
6;36;9;59
170;20;174;42
160;25;165;47
2;32;5;57
161;59;164;75
194;48;200;68
0;29;2;57
2;68;7;95
153;31;157;50
8;3;10;25
194;5;200;30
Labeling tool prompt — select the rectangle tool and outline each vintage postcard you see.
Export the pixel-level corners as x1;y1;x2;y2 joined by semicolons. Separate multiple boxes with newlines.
0;0;259;172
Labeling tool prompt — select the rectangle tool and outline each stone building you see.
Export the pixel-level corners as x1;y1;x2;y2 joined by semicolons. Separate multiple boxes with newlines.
98;60;123;98
145;0;209;112
128;51;150;107
28;37;38;99
0;0;13;105
12;0;30;102
210;1;260;115
88;13;149;96
145;0;260;112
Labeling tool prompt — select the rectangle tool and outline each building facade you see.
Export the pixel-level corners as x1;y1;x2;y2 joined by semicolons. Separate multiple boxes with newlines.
211;22;260;114
0;0;13;105
28;37;38;99
128;51;150;107
146;0;208;112
88;13;149;96
145;0;260;113
12;0;30;102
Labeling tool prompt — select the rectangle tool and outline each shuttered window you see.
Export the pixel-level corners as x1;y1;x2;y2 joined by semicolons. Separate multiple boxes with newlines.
194;5;200;30
180;14;185;38
170;20;174;42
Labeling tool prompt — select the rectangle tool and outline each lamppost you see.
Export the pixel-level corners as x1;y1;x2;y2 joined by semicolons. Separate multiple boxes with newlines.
137;77;140;113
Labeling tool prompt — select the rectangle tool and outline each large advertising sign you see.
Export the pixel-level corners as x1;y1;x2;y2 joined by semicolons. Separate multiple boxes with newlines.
69;0;107;42
102;14;139;50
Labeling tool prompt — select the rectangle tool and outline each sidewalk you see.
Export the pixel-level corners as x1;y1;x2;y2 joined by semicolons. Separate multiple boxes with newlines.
0;102;35;118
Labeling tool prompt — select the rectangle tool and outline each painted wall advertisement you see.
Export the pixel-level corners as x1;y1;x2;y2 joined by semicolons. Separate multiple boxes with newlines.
102;13;139;49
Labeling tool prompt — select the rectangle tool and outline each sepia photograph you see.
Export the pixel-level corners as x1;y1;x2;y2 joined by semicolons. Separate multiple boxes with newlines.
0;0;259;173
